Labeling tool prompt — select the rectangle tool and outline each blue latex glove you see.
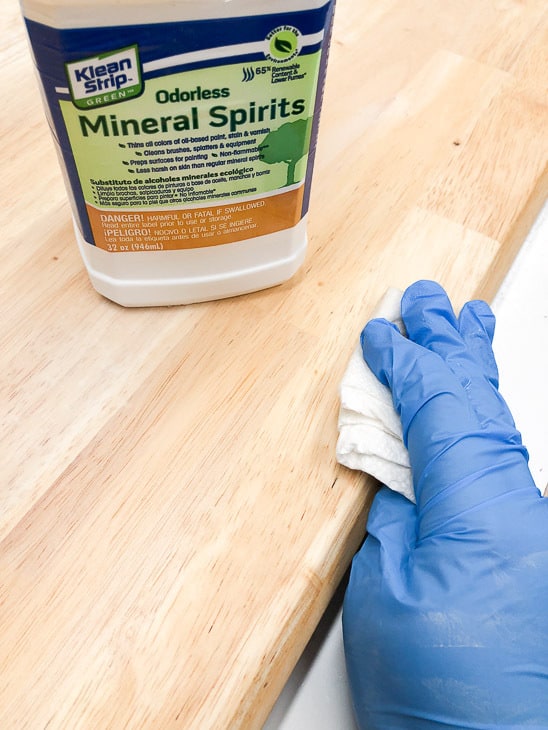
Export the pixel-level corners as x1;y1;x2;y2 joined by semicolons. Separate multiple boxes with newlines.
343;280;548;729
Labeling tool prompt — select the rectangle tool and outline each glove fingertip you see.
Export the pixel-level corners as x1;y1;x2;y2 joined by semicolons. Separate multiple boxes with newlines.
360;317;399;347
458;300;499;387
360;318;402;387
459;299;496;342
401;281;459;345
402;279;447;306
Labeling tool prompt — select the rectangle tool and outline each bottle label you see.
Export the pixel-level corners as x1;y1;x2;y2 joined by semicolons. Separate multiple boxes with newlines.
25;5;334;252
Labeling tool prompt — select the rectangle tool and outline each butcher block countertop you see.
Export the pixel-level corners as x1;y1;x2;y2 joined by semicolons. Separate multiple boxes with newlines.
1;1;547;728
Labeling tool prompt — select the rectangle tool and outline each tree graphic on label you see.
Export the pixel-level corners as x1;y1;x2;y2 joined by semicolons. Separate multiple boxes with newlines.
258;118;312;187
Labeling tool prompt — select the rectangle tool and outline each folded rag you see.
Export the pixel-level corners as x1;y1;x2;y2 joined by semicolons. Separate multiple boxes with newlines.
336;288;414;502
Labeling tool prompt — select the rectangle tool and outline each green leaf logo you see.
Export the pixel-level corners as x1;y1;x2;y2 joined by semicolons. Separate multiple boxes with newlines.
274;38;294;55
266;26;301;63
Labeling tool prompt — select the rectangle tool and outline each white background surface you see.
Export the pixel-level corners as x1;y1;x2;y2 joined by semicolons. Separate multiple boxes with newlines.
264;202;548;729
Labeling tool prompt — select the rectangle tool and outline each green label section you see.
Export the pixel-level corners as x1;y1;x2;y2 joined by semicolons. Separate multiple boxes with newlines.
60;53;321;209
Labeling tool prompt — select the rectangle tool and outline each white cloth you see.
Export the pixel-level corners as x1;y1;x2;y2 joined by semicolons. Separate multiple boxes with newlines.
336;288;415;502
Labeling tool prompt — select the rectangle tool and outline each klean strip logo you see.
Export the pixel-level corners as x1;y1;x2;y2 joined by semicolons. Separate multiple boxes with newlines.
65;45;142;109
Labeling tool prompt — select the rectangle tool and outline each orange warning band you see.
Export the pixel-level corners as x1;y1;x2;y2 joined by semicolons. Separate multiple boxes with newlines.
86;187;305;252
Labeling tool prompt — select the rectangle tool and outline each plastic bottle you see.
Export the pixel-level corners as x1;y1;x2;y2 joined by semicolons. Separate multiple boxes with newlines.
20;0;336;306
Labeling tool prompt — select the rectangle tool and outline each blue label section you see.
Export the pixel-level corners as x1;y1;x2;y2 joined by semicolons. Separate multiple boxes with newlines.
26;6;331;88
25;3;334;245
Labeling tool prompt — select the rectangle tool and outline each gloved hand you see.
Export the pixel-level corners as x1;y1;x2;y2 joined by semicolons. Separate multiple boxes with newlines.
342;280;548;729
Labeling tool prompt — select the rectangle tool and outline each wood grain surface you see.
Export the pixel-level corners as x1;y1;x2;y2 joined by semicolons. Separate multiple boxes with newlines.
1;1;547;728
